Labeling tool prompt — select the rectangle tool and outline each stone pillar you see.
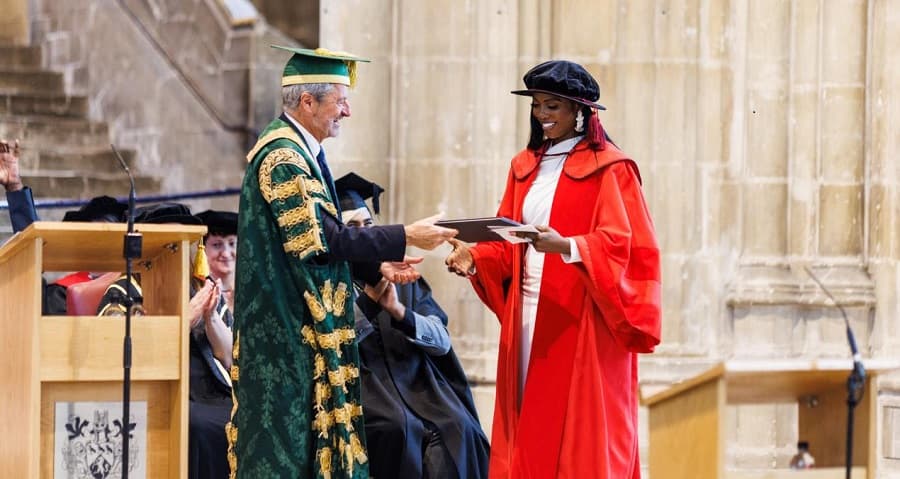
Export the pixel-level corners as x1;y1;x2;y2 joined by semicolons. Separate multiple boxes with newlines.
321;0;522;436
866;0;900;357
868;1;900;474
726;0;874;360
0;0;28;45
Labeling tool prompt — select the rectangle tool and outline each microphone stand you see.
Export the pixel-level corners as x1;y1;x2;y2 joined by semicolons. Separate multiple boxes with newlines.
804;266;865;479
113;144;142;479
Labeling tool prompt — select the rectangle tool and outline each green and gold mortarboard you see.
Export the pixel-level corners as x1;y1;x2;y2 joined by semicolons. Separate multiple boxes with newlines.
273;45;370;88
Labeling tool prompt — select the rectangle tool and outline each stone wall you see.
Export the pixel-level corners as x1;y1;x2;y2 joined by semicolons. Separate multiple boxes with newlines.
251;0;319;46
26;0;294;211
2;0;897;473
321;0;900;475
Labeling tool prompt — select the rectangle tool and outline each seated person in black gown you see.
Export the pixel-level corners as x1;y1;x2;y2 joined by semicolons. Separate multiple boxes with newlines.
45;196;128;314
95;203;202;316
95;203;234;478
189;209;237;479
336;173;490;479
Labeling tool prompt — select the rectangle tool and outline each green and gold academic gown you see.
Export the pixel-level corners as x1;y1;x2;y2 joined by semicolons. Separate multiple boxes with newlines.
228;115;405;479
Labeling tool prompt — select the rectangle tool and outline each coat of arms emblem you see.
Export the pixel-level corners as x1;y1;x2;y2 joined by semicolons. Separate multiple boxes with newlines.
54;402;147;479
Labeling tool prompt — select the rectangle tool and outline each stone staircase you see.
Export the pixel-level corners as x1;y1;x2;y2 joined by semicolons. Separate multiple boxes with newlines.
0;44;160;242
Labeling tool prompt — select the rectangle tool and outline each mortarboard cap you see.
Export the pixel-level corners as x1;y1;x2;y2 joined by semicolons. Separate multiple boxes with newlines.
63;195;128;223
133;203;202;225
195;210;238;236
335;172;385;215
273;45;370;89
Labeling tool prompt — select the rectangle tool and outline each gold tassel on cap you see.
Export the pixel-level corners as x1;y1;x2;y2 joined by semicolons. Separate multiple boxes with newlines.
193;243;210;282
313;47;359;88
345;61;357;88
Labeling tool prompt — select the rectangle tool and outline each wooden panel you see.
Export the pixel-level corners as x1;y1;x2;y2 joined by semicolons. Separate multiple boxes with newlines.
867;378;877;479
142;239;190;316
0;221;205;272
142;243;191;478
39;316;182;382
643;363;724;406
798;377;872;469
0;223;194;478
649;376;724;479
39;381;173;479
724;360;899;404
727;368;852;403
0;238;42;477
644;360;896;478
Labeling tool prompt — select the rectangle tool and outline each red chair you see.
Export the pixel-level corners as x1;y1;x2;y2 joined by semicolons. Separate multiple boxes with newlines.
66;272;120;316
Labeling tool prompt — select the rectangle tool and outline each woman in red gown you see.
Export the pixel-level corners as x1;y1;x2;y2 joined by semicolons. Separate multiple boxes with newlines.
446;60;662;479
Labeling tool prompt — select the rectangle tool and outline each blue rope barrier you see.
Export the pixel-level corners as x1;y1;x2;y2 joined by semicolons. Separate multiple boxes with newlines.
0;187;241;210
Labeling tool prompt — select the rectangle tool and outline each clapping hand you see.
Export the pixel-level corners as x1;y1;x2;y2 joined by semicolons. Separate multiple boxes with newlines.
0;139;23;192
188;280;219;329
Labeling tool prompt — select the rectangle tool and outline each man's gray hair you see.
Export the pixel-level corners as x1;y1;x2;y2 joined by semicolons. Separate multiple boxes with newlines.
282;83;335;110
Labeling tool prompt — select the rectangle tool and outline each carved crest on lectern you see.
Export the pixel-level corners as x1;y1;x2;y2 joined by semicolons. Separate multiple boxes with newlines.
54;402;147;479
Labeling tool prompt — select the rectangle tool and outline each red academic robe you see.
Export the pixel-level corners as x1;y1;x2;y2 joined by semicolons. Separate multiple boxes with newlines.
469;140;661;479
54;271;92;288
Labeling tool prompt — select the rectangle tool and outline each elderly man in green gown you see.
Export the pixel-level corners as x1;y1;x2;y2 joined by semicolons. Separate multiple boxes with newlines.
228;46;456;479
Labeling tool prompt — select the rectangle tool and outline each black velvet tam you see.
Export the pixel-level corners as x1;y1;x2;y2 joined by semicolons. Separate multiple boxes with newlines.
133;203;201;225
62;195;127;223
511;60;606;110
195;210;238;236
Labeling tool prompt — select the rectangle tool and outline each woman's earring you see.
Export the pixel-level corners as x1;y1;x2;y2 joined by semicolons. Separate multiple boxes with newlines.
575;109;585;133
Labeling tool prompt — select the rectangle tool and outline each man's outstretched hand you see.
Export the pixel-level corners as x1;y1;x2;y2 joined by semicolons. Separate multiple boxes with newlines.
404;213;457;250
380;255;423;284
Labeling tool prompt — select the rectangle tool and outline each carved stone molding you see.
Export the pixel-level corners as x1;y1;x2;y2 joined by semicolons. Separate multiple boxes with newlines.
727;263;876;308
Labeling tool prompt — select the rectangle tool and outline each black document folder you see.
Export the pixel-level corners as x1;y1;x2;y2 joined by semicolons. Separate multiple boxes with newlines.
435;217;522;243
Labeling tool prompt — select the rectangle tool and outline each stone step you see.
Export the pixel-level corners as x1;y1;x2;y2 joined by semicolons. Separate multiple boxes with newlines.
21;173;162;201
0;93;88;118
0;115;110;148
0;45;43;70
19;147;137;173
0;69;64;95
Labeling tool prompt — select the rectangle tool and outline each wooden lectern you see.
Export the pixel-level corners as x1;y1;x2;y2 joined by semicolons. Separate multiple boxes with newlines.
643;359;898;479
0;221;206;478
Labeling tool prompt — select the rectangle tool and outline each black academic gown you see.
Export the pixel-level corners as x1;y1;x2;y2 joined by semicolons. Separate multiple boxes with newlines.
355;279;490;479
188;294;233;479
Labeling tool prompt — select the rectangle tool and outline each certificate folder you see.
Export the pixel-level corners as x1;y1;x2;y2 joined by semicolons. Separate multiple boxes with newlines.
435;217;522;243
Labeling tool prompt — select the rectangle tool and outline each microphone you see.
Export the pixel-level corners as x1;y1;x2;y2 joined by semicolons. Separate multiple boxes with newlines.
802;266;865;383
111;143;142;479
111;144;141;258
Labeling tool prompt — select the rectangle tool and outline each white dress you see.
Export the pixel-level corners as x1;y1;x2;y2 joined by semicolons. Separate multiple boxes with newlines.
518;135;583;398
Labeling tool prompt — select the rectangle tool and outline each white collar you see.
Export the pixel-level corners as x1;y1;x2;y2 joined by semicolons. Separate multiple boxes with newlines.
545;135;583;155
283;111;322;158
